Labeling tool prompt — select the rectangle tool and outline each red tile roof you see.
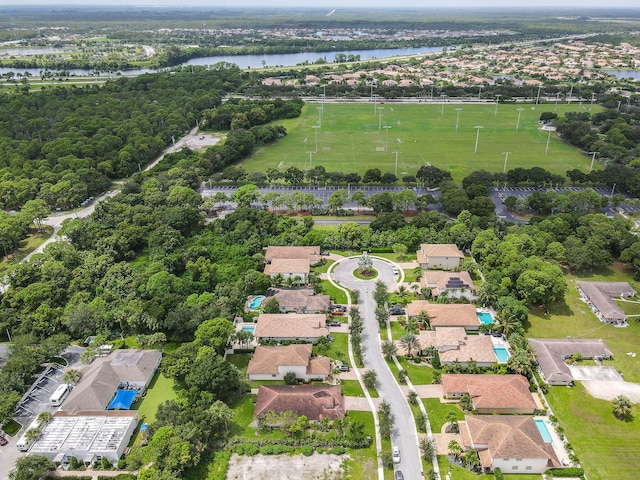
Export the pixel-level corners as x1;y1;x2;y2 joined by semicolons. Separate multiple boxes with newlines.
254;385;345;421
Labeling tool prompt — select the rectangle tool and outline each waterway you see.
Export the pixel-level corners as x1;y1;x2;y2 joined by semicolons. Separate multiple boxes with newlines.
602;69;640;81
0;45;444;77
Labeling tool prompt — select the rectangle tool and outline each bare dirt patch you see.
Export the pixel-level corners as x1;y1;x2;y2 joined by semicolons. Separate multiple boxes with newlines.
226;453;347;480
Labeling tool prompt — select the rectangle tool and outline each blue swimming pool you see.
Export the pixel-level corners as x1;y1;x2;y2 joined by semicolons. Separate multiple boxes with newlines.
494;347;510;363
248;295;265;310
241;324;255;333
477;311;495;325
535;419;553;443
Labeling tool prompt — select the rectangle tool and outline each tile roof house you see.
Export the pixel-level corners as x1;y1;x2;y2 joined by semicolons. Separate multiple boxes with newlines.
254;384;345;421
247;344;331;381
417;243;464;270
442;374;537;414
405;302;480;331
254;313;329;342
529;338;613;386
60;350;162;414
271;288;330;314
460;416;560;474
263;246;321;283
416;327;496;367
576;281;636;326
420;271;478;301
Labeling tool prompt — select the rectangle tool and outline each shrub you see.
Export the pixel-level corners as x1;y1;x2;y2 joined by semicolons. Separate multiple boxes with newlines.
69;457;80;470
301;445;314;456
284;371;298;385
328;446;346;455
381;451;394;469
546;467;585;477
494;467;505;480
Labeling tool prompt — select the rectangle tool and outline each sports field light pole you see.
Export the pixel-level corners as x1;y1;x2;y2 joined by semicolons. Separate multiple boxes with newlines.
474;125;483;154
589;151;599;172
378;106;384;131
307;151;314;169
371;84;376;114
455;108;462;133
502;151;511;173
312;125;320;153
316;106;323;127
393;151;401;177
536;85;542;105
494;94;501;116
554;92;560;111
478;85;483;101
516;107;524;132
441;94;447;116
545;129;552;155
590;92;596;111
383;125;392;154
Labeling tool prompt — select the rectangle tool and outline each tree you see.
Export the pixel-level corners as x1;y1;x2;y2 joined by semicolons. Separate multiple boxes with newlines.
420;437;435;462
399;333;420;358
9;456;55;480
363;168;382;183
448;439;462;458
25;427;41;443
284;371;298;385
414;311;431;330
445;411;459;433
328;189;349;213
351;190;368;213
232;184;260;208
408;390;418;405
612;395;632;420
378;400;394;438
461;394;473;412
375;306;390;328
262;296;280;314
381;340;397;359
507;348;534;377
37;411;53;425
363;370;378;389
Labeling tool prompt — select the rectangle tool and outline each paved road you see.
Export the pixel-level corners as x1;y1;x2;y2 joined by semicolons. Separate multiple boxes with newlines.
332;257;423;480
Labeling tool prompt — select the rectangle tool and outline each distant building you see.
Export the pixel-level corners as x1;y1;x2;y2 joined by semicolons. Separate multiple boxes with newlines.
417;243;464;270
247;344;331;381
263;246;321;283
254;385;345;421
415;327;496;367
576;281;636;326
420;271;478;300
253;313;329;342
270;288;330;314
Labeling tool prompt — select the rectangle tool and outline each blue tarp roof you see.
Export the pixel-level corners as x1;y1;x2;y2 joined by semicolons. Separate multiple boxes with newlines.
107;389;138;410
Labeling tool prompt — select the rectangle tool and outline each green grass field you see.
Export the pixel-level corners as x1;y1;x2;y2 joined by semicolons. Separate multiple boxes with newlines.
242;103;595;182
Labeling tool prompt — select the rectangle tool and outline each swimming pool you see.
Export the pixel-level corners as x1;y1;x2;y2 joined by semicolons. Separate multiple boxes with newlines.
535;419;553;443
494;347;510;363
248;295;265;310
477;311;495;325
241;325;256;333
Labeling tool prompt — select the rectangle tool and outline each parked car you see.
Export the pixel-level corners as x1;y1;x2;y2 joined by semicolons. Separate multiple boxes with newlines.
327;321;341;327
320;251;330;256
394;471;404;480
389;306;405;315
392;446;401;463
338;363;350;372
0;435;8;446
392;267;399;275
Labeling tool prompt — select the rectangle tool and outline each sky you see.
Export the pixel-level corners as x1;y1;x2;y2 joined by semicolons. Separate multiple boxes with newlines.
5;0;640;8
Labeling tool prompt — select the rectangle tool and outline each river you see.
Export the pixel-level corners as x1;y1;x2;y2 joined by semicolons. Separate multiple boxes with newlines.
0;45;444;77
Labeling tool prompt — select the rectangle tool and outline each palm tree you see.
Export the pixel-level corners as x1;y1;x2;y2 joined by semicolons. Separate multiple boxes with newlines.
414;311;431;330
396;285;409;305
37;411;53;425
497;311;522;337
381;340;397;360
25;427;41;443
420;437;435;462
445;411;459;433
613;395;632;419
399;333;421;358
405;317;418;334
62;369;82;386
448;439;463;459
507;348;534;376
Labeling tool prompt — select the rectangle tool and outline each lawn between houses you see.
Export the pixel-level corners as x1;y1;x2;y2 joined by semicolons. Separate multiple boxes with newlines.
241;103;595;183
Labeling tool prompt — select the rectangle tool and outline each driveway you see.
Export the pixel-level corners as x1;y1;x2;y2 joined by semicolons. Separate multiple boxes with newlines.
332;256;424;480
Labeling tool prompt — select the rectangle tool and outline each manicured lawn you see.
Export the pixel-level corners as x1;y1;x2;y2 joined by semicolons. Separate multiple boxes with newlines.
545;383;640;480
370;251;418;263
423;398;464;433
132;372;178;424
321;279;349;304
527;262;640;382
313;331;349;363
311;258;335;273
241;104;595;182
340;379;380;398
397;357;434;385
229;394;255;436
227;353;251;375
390;321;405;341
343;411;378;480
437;455;491;479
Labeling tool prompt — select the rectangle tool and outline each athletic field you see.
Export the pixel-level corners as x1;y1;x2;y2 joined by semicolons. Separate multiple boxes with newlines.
241;102;597;182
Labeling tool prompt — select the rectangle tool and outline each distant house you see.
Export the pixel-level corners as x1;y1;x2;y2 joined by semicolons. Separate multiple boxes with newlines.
529;338;613;386
271;288;330;314
460;416;560;474
247;344;331;381
576;281;636;326
415;327;496;367
405;302;480;331
420;271;478;300
61;350;162;414
442;374;537;414
263;246;321;283
253;313;329;342
417;243;464;270
254;384;345;421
